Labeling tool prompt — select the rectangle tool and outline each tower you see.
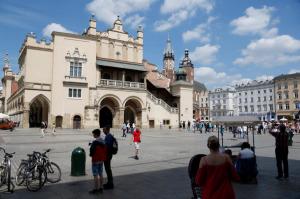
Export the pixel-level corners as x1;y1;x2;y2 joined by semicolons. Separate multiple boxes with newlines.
180;49;194;84
1;53;14;113
163;36;175;82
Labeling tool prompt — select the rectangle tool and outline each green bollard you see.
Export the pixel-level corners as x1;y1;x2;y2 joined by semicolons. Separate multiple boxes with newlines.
71;147;86;176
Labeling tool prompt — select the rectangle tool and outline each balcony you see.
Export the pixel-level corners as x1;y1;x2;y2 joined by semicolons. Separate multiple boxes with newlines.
99;79;145;90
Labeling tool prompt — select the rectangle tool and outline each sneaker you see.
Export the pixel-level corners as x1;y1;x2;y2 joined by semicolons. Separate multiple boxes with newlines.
275;176;283;180
89;189;98;194
103;183;114;190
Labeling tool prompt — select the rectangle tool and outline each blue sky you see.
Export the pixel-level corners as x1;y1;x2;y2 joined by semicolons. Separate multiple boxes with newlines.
0;0;300;89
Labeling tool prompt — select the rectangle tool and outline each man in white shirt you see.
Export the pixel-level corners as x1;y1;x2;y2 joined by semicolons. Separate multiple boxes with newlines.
239;142;254;159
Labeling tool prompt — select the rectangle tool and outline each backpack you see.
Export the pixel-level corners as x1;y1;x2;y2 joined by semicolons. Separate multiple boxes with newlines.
111;136;118;155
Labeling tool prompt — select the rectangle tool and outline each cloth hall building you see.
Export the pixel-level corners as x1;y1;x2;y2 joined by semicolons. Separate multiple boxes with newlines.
1;16;198;129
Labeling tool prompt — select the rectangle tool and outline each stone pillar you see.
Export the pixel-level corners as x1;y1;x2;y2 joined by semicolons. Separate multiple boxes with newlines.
119;108;125;125
141;108;148;128
23;110;30;128
122;71;125;87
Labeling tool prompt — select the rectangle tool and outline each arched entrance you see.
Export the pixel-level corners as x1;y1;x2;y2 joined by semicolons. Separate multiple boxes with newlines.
99;96;120;128
100;107;113;128
29;95;49;127
55;116;63;128
124;98;143;127
73;115;81;129
124;106;135;123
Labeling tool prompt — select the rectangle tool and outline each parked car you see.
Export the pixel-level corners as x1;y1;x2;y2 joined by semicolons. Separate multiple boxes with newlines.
0;119;15;131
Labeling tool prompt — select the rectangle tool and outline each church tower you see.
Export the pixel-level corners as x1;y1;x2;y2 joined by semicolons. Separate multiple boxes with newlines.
162;36;175;82
1;53;14;113
180;49;194;84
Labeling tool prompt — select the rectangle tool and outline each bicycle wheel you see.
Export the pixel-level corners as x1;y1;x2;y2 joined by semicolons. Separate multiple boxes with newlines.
26;166;47;192
46;162;61;183
15;163;27;186
0;165;7;187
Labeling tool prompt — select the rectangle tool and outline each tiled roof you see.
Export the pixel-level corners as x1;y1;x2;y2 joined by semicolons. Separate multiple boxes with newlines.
193;81;207;91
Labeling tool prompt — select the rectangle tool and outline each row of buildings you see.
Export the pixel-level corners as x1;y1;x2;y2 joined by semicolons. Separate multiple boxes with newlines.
208;73;300;121
0;15;298;129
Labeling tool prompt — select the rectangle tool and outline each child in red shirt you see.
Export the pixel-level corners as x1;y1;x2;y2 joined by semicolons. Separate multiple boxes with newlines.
89;129;107;194
132;127;141;160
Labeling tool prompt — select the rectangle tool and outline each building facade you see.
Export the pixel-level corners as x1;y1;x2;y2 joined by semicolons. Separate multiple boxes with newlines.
208;88;236;118
274;73;300;120
1;16;194;129
235;80;275;121
193;81;209;121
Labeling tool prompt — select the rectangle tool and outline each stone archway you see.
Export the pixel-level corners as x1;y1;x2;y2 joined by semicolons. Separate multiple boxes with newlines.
124;98;143;127
99;97;120;128
55;116;63;128
73;115;81;129
100;107;113;128
29;95;49;128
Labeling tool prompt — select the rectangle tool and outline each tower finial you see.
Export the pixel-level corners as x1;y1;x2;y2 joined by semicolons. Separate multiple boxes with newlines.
3;53;10;68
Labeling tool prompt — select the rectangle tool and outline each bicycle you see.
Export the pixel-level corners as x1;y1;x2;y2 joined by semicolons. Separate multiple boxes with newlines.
0;147;15;193
15;149;61;191
15;151;47;192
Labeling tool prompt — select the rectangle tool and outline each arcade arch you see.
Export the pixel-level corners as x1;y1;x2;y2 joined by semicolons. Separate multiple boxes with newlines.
29;95;49;127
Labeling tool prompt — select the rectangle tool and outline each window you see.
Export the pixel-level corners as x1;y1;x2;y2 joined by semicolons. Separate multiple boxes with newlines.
269;89;272;92
244;106;248;112
163;120;170;125
217;95;220;98
70;62;82;77
278;104;283;110
250;105;254;112
285;103;290;110
258;97;261;102
284;83;288;89
244;92;247;95
264;90;266;94
206;103;208;107
251;91;253;95
258;90;260;94
278;84;281;89
201;103;203;107
68;88;82;98
295;102;300;109
212;95;215;98
294;81;298;89
251;97;254;102
213;100;215;104
239;106;242;112
223;94;226;98
278;93;282;100
269;96;273;101
263;96;267;102
244;98;247;103
294;91;299;99
257;105;261;112
223;105;226;109
239;98;242;103
284;92;289;99
269;104;273;111
201;98;204;102
223;99;226;103
263;104;267;111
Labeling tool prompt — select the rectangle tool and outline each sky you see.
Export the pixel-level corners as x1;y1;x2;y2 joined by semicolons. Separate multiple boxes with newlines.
0;0;300;89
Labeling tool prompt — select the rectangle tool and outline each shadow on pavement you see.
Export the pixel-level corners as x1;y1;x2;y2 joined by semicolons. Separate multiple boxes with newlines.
0;156;299;199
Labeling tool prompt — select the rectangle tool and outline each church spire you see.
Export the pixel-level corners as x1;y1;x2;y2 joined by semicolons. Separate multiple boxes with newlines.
163;35;174;60
3;53;10;72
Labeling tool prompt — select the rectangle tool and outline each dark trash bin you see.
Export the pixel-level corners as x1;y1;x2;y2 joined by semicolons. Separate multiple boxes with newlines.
71;147;86;176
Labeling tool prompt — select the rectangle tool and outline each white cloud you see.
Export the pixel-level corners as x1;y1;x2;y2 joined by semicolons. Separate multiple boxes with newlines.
289;69;300;74
42;23;75;38
230;6;277;37
86;0;153;25
182;16;216;43
190;44;220;65
124;14;145;29
194;67;241;88
256;75;273;81
234;35;300;67
154;0;214;32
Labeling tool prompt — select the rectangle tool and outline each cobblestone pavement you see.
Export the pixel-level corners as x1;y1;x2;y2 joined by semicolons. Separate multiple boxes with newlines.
0;128;299;199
